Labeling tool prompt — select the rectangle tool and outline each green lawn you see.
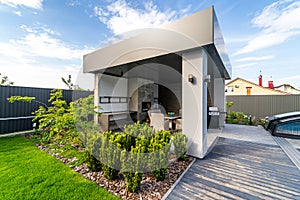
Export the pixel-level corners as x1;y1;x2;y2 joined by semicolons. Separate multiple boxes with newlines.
0;135;119;200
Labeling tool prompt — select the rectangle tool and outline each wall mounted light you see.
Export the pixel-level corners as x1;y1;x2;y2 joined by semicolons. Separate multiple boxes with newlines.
188;74;194;84
204;75;211;83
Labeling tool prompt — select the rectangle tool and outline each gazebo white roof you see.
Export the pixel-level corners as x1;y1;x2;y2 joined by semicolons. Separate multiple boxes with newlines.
83;6;231;79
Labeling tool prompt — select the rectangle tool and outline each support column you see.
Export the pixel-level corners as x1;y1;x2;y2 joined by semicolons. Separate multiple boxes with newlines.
214;78;225;128
182;48;208;159
94;73;99;124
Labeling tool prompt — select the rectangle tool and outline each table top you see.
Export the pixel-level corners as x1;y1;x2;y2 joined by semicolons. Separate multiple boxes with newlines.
164;115;181;120
102;111;137;115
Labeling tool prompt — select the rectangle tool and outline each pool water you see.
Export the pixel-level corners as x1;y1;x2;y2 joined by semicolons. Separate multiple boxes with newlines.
276;121;300;136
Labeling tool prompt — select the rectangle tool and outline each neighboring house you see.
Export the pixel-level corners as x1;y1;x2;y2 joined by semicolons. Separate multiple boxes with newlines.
274;84;300;94
226;77;287;96
83;7;232;159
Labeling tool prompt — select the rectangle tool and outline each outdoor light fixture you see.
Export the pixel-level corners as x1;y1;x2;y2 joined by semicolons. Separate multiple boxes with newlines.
188;74;194;84
204;75;211;83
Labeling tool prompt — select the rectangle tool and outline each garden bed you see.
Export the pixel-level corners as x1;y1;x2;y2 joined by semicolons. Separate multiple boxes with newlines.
13;91;192;199
37;142;193;200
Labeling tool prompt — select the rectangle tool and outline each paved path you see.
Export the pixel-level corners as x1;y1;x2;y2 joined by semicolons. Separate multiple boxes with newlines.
164;125;300;200
221;124;277;146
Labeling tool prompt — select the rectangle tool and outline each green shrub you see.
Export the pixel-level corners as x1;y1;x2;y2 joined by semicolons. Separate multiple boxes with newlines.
121;137;148;192
83;150;102;172
100;131;121;180
32;89;79;143
226;101;234;113
227;112;236;119
226;117;233;124
72;94;101;146
123;172;143;193
172;131;187;160
121;123;151;192
226;111;266;127
149;130;171;181
102;164;119;180
234;112;245;120
83;132;102;172
258;119;267;127
123;122;154;151
86;122;187;191
232;119;239;124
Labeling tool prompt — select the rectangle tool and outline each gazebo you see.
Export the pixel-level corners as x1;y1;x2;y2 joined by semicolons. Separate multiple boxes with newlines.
83;6;232;158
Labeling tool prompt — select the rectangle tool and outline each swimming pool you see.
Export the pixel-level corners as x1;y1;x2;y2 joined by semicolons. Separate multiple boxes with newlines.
275;121;300;136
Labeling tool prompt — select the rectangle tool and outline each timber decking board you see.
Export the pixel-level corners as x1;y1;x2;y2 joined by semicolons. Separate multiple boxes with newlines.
165;137;300;200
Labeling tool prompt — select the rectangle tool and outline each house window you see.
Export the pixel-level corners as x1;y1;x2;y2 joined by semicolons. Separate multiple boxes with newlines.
246;87;252;95
227;86;234;92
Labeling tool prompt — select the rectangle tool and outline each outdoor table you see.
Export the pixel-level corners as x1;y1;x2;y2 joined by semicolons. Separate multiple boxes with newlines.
164;115;181;130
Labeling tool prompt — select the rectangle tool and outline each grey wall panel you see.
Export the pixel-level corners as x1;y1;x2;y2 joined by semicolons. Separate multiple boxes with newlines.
0;86;92;134
226;95;300;119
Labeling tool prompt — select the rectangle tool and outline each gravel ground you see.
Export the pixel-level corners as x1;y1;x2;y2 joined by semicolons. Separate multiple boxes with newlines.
37;144;193;200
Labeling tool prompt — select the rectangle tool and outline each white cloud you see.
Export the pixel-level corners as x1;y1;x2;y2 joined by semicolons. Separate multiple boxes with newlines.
67;0;81;7
20;24;60;35
225;37;251;44
0;58;81;89
14;11;21;16
234;62;257;69
94;0;188;36
235;55;274;62
278;75;300;88
0;24;90;61
0;24;92;88
235;0;300;55
280;74;300;82
0;0;43;9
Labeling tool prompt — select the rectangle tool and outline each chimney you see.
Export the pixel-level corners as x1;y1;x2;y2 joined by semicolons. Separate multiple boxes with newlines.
259;75;262;86
268;81;274;89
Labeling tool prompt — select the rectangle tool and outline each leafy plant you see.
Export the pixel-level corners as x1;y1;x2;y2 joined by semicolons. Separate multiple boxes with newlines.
83;150;102;172
258;119;267;127
61;75;74;90
7;96;35;103
122;171;143;193
121;136;148;192
100;131;121;180
226;111;267;126
83;132;102;172
226;101;234;112
172;131;187;160
110;122;151;192
148;130;171;181
123;122;154;151
73;94;101;146
32;89;78;143
0;72;14;86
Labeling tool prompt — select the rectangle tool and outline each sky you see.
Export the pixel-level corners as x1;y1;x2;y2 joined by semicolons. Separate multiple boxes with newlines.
0;0;300;89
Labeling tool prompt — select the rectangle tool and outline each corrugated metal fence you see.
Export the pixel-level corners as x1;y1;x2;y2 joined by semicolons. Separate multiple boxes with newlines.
226;95;300;119
0;86;92;134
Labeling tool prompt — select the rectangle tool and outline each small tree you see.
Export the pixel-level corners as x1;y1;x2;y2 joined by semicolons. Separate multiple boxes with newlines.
172;131;187;160
32;89;77;143
226;101;234;113
0;73;14;86
62;75;74;90
149;130;171;181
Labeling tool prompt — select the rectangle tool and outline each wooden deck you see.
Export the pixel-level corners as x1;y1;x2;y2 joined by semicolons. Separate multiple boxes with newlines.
165;137;300;200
